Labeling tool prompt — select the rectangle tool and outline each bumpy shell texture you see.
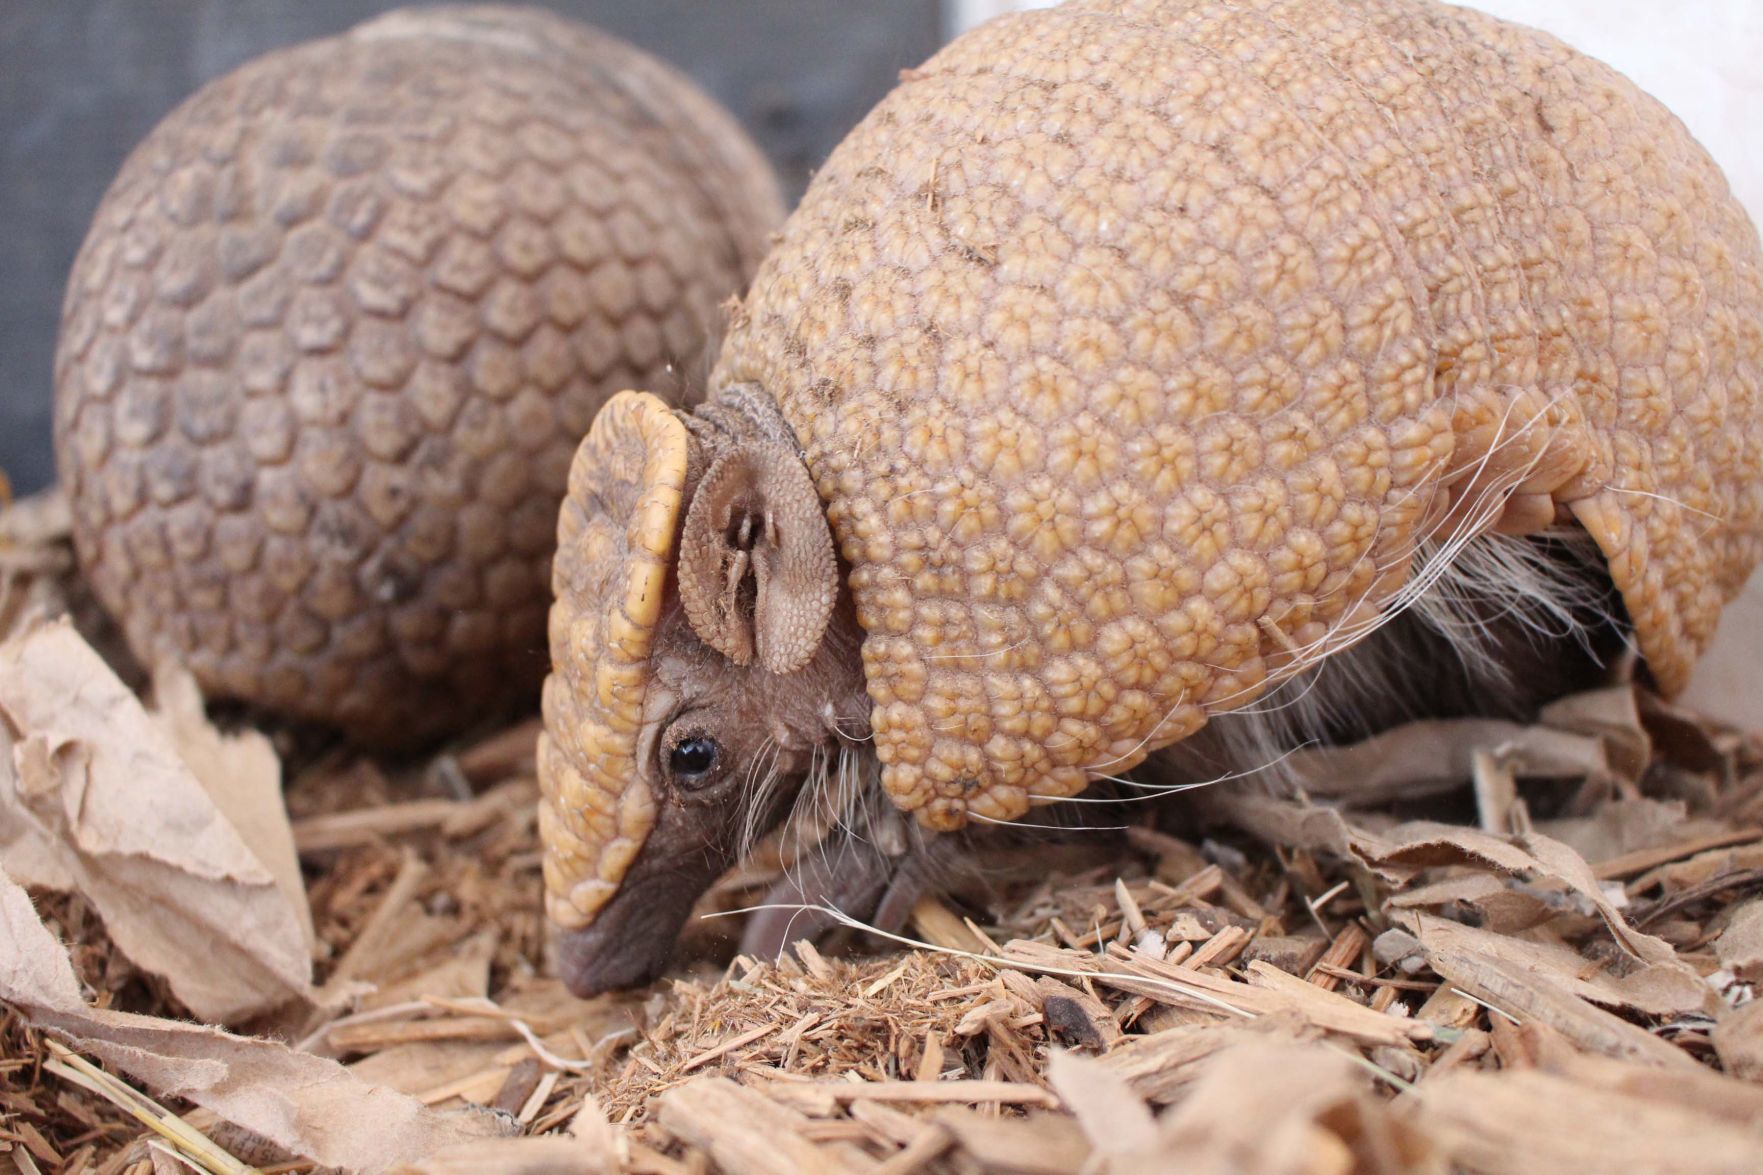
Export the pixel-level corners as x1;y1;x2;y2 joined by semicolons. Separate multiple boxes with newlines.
711;0;1763;830
539;392;686;930
53;5;782;745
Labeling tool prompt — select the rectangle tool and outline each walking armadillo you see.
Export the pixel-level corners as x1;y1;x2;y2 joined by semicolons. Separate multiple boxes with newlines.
540;0;1763;994
52;6;782;746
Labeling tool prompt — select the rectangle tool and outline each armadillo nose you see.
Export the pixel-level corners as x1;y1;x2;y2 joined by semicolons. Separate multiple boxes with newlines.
557;919;678;997
552;848;716;997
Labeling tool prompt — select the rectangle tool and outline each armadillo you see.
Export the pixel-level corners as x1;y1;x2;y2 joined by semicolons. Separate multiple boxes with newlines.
52;5;782;746
540;0;1763;993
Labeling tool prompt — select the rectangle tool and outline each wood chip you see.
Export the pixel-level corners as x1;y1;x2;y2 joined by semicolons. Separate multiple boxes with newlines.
490;1059;542;1116
679;1022;780;1074
16;655;1763;1174
1138;1040;1435;1174
657;1077;861;1175
1045;1050;1153;1160
935;1106;1091;1175
293;801;469;855
1034;978;1123;1052
1242;934;1328;976
1188;924;1253;969
316;851;429;996
868;1123;952;1175
911;895;988;953
454;719;541;783
816;1080;1057;1108
1414;1068;1763;1173
1307;924;1371;992
915;1030;945;1083
1592;829;1763;880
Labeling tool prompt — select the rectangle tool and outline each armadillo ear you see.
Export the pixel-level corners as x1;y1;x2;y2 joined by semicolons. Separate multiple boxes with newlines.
677;440;836;675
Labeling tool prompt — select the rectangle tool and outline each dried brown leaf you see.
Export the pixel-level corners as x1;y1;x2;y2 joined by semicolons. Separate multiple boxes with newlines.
1713;999;1763;1083
1372;822;1682;968
1193;792;1408;883
0;489;76;647
391;1135;608;1175
1520;1019;1763;1122
1410;1067;1763;1173
1681;571;1763;734
1539;798;1736;870
1715;901;1763;982
1596;829;1763;882
1537;686;1651;784
0;487;68;550
0;621;309;1021
1385;873;1554;935
1630;843;1763;894
1406;913;1704;1067
1282;717;1612;802
1123;1041;1440;1175
151;664;313;953
1;866;508;1170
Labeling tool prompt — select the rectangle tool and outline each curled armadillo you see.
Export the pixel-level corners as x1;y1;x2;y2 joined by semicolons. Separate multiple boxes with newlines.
52;5;782;746
544;0;1763;993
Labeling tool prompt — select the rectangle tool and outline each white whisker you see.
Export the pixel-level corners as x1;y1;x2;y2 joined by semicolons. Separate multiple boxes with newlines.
969;811;1129;832
702;902;1255;1018
1599;483;1724;527
926;637;1033;662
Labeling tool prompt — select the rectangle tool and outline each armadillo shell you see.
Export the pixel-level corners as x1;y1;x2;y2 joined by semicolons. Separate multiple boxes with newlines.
540;391;687;930
711;0;1763;830
53;5;781;746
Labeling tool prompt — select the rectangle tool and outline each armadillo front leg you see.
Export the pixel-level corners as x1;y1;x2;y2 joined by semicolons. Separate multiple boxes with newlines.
739;831;961;961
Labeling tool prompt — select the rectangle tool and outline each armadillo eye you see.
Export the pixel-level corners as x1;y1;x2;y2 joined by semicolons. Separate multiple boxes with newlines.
668;736;721;785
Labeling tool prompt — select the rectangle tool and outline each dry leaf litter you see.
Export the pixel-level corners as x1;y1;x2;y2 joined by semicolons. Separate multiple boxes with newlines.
5;485;1763;1174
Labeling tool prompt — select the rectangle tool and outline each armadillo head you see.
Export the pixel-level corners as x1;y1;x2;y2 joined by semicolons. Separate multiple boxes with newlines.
538;389;864;996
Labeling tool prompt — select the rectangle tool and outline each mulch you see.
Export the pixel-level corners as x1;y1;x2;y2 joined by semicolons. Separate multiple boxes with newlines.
4;483;1763;1174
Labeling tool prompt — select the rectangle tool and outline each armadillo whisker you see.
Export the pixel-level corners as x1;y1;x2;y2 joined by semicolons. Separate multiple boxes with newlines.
708;903;1257;1020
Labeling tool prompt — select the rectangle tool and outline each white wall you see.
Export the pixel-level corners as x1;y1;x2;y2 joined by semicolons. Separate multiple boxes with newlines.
946;0;1763;228
950;0;1059;32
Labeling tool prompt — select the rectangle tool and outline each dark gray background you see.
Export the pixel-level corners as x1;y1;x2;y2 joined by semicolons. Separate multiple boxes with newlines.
0;1;943;494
